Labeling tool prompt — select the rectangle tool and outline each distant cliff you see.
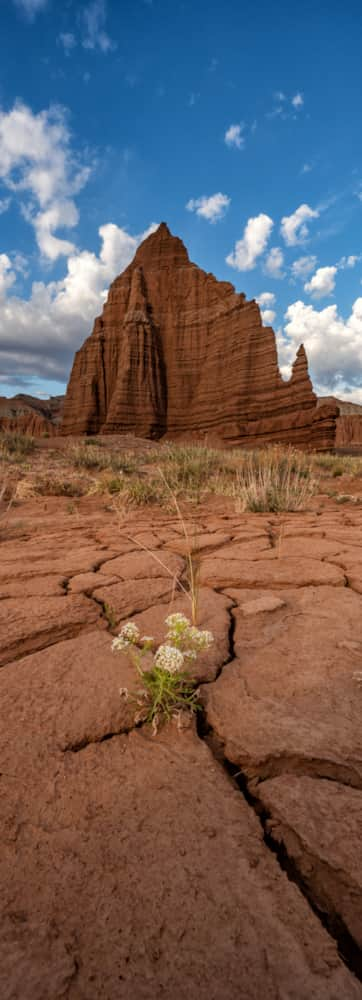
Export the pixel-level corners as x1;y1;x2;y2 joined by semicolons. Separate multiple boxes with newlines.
0;394;63;436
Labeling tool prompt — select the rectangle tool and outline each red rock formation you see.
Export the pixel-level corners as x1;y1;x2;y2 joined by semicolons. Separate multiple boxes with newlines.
317;398;362;448
62;223;338;449
335;416;362;448
0;412;57;436
0;394;62;436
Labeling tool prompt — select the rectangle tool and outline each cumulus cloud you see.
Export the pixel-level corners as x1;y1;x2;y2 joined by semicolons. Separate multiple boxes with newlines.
0;222;158;384
186;192;230;223
260;308;276;325
256;292;277;323
281;203;319;246
264;246;285;279
224;124;244;149
13;0;47;19
304;265;337;299
291;255;317;280
226;214;273;271
81;0;116;53
278;298;362;393
256;292;276;307
291;93;304;108
0;101;90;260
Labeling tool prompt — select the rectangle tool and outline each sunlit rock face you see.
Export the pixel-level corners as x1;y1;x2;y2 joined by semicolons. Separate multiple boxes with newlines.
62;223;337;449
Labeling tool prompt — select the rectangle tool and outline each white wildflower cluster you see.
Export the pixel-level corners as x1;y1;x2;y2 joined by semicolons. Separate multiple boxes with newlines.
154;645;185;675
186;625;213;651
165;613;190;628
111;621;140;652
112;613;214;679
165;613;213;659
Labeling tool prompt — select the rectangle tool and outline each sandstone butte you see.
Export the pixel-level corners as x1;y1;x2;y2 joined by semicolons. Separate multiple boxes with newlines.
61;223;338;449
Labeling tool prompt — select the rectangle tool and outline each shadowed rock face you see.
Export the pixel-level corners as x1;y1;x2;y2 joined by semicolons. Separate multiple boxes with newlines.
62;223;338;448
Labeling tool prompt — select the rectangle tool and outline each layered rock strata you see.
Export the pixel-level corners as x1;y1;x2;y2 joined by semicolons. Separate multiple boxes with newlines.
0;394;62;436
62;224;337;449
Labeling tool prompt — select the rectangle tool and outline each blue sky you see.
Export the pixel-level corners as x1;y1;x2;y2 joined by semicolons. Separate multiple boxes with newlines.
1;0;362;401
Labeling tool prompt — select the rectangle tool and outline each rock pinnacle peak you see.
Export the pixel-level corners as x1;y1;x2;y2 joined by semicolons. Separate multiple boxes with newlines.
134;221;189;265
62;226;337;450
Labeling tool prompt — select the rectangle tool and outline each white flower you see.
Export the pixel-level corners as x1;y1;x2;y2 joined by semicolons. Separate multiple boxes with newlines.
112;635;130;652
111;621;140;652
121;622;140;642
154;644;185;674
187;626;213;650
165;613;190;628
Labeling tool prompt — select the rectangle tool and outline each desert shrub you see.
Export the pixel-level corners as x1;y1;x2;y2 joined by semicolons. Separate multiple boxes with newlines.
112;613;213;732
0;431;35;461
69;444;111;470
106;476;124;494
84;437;104;446
233;446;316;513
34;475;86;497
119;477;167;507
160;444;223;499
313;453;362;478
70;443;137;475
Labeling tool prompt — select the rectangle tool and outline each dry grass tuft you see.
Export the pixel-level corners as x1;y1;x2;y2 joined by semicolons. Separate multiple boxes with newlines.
0;431;35;462
232;446;316;513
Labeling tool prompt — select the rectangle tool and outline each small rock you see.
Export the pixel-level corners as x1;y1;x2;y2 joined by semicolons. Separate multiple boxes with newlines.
241;595;286;616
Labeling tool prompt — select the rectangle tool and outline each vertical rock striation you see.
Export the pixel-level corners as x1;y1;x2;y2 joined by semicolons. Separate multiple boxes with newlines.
62;223;338;449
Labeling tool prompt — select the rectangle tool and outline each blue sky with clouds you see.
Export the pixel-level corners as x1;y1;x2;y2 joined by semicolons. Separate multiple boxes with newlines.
1;0;362;401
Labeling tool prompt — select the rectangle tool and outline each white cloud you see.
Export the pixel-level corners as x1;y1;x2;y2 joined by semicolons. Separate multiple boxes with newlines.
0;255;16;299
224;124;244;149
226;214;273;271
301;162;313;174
291;255;318;280
33;200;80;261
264;246;285;279
281;203;319;246
13;0;47;19
292;93;304;108
260;308;276;325
0;222;158;383
256;292;276;307
339;254;361;269
186;192;230;223
278;298;362;393
81;1;116;53
58;33;77;55
304;265;337;299
0;101;90;259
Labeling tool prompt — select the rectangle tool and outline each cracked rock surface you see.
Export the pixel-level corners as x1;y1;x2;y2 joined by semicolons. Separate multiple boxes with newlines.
1;498;362;997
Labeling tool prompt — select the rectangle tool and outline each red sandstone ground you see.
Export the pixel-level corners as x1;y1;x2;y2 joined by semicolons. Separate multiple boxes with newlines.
1;437;362;998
